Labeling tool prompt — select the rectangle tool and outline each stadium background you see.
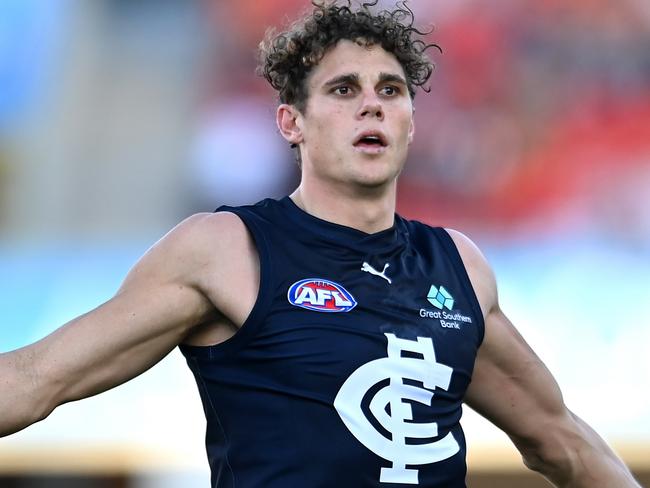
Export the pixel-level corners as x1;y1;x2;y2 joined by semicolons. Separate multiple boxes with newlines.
0;0;649;486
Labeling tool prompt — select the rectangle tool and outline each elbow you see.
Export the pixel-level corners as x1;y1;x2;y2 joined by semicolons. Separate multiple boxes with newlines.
0;353;58;437
22;358;63;427
519;442;575;483
0;402;54;438
513;413;584;484
519;441;573;484
516;412;640;487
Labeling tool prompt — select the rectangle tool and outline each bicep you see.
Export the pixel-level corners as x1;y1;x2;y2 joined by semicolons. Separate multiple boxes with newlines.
465;304;569;446
449;231;640;484
446;228;570;443
40;281;210;406
33;215;216;408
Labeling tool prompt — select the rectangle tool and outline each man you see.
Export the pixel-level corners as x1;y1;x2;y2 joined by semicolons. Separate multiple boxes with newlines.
0;1;641;487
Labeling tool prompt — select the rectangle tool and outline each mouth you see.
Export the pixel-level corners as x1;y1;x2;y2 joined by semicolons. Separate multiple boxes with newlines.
353;131;388;153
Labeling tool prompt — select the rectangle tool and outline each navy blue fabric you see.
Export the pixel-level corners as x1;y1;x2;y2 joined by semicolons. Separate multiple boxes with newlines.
180;197;485;488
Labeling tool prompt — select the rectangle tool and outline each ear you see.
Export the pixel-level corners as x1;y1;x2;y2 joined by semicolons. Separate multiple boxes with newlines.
407;117;415;145
276;104;304;146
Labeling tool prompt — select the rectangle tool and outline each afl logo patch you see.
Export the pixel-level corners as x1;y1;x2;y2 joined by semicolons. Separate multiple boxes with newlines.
288;278;357;313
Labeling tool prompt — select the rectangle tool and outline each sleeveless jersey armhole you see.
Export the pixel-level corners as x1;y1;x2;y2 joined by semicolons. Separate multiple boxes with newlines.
433;227;486;346
179;207;275;359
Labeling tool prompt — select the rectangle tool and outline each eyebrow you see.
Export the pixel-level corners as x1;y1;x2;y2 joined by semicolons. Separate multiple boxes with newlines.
377;72;408;87
323;73;360;88
322;72;408;89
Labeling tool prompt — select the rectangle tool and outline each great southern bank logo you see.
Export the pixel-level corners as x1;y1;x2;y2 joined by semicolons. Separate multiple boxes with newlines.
421;285;473;330
287;278;357;313
334;333;459;484
427;285;454;310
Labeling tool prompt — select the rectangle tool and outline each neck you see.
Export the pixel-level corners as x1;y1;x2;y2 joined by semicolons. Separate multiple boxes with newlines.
290;180;397;234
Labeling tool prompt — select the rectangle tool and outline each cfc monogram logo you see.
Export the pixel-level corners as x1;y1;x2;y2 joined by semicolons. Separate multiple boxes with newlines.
334;333;460;485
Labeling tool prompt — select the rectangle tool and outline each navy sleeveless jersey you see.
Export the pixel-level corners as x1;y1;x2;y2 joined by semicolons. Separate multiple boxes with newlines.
179;197;485;488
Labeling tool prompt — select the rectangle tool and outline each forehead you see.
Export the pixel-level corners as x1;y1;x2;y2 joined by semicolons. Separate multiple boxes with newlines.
308;39;406;87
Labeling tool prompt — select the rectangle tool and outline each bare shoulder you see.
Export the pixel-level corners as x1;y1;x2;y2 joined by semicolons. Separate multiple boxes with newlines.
443;228;497;319
155;211;251;258
182;210;252;243
132;211;254;282
182;210;258;274
162;211;260;329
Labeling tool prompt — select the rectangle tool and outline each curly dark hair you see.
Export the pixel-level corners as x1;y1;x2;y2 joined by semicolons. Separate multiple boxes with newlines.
258;0;440;114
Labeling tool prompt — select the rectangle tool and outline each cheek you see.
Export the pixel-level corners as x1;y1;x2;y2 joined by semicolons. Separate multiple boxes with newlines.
399;113;414;138
313;111;345;142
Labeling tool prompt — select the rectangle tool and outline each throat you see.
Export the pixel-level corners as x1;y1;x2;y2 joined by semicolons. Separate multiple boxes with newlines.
290;186;396;234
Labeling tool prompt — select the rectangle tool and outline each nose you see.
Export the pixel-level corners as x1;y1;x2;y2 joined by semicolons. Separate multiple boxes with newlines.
356;92;384;121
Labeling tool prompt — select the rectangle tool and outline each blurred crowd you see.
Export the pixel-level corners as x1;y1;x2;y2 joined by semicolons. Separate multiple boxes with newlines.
1;0;649;244
402;0;650;242
199;0;650;241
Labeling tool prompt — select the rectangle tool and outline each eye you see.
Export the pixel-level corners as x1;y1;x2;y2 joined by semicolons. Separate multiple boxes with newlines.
380;85;400;96
333;86;352;96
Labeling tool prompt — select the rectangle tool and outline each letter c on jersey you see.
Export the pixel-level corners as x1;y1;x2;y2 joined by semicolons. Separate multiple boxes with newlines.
334;333;460;485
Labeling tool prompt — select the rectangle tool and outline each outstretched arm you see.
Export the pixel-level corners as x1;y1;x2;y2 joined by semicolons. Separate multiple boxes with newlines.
449;230;640;488
0;212;238;437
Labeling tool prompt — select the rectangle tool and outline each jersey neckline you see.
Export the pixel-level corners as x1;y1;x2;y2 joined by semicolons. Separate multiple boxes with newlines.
279;196;408;255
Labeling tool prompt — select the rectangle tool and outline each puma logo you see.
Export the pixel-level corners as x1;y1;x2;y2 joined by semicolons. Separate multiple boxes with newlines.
361;262;392;284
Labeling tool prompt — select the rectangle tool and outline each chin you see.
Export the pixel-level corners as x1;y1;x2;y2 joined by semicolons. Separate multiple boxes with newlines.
356;163;402;187
350;170;399;191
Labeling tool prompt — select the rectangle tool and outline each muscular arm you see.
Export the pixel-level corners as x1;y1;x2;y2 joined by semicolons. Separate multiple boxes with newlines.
0;212;251;437
448;230;640;488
